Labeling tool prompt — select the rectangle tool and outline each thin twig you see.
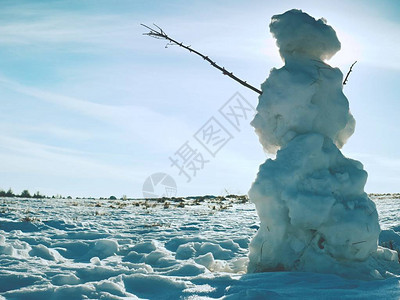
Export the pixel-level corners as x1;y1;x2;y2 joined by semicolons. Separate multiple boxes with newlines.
352;240;366;245
141;23;262;95
343;61;357;85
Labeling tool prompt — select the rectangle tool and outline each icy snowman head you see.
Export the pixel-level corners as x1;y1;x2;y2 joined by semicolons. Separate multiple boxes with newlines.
270;9;341;61
251;9;355;154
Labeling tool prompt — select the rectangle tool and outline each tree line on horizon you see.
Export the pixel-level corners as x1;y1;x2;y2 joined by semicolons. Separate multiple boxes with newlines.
0;188;124;200
0;188;46;199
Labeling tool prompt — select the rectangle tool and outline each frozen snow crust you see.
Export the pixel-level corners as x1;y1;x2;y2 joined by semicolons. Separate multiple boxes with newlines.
0;197;253;299
248;9;399;279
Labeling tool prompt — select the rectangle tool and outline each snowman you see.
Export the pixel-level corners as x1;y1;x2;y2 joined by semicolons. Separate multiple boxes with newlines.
247;9;393;278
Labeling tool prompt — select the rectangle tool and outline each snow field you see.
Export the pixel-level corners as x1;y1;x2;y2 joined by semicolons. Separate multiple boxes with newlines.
0;196;399;299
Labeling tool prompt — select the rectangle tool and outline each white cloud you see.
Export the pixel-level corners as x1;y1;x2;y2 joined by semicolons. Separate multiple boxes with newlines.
0;134;139;179
0;75;192;151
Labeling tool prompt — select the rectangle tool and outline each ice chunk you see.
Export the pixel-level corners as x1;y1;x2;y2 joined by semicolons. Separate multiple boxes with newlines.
87;239;118;259
52;274;81;286
29;244;64;261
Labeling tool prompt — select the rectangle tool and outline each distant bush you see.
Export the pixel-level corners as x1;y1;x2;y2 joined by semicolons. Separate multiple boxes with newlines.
33;191;45;199
5;189;14;197
21;215;40;222
109;196;117;200
20;190;31;198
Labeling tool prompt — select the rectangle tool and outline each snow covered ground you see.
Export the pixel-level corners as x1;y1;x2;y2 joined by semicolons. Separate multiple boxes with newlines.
0;195;399;299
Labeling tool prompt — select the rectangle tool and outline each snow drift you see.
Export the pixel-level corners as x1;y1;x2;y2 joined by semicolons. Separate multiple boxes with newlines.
248;9;399;279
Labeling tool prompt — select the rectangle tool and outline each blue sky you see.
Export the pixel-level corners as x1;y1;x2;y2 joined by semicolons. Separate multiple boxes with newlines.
0;0;399;198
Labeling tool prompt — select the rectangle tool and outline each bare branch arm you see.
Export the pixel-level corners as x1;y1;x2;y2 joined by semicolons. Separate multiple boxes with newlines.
343;61;357;86
141;24;262;95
